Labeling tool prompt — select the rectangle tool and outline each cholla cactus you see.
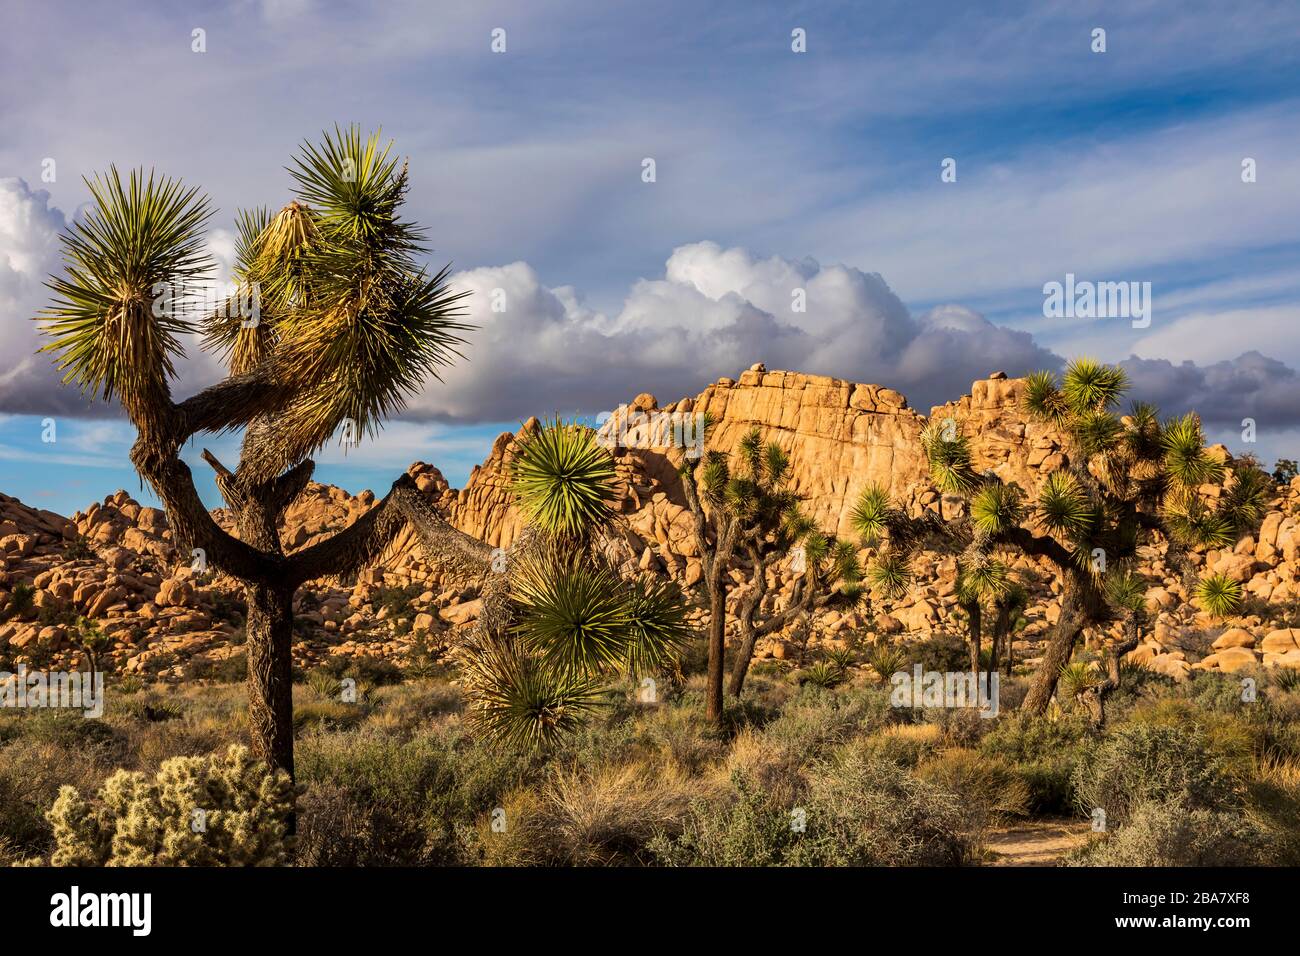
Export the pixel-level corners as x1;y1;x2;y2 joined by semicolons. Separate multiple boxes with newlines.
46;745;297;866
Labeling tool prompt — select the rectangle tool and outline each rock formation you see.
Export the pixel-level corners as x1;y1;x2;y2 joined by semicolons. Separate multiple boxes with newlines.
2;365;1298;681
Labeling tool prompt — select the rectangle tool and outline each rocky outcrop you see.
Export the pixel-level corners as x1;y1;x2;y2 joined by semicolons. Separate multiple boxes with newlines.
3;365;1299;681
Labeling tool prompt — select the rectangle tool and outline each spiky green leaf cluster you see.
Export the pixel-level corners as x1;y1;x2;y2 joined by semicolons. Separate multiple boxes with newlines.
971;482;1025;535
868;551;912;600
956;559;1010;604
1194;573;1243;619
1061;358;1127;413
850;485;897;545
510;420;617;537
1038;471;1092;536
920;419;977;493
459;637;605;751
1103;569;1147;613
512;556;631;674
623;578;693;676
39;167;214;409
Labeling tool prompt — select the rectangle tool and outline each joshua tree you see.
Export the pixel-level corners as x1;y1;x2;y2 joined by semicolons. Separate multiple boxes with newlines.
70;615;113;680
36;127;500;780
681;425;779;723
920;359;1269;715
989;580;1029;677
681;425;856;720
458;420;692;748
727;524;863;698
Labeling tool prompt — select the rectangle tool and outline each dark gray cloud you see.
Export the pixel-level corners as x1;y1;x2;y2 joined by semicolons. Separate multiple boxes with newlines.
1122;351;1300;428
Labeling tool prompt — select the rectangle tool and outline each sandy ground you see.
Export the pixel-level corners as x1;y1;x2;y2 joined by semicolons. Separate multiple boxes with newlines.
983;820;1093;866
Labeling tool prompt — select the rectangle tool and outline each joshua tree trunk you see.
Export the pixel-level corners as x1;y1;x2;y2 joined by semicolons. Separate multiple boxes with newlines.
1022;571;1102;715
727;624;759;698
245;582;296;781
992;604;1013;678
1079;610;1145;729
705;578;727;723
964;600;982;678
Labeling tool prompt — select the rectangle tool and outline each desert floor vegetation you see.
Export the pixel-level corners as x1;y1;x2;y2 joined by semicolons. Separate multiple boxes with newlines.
4;638;1298;867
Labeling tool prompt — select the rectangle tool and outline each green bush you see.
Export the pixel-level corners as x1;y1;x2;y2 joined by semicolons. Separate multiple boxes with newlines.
1068;798;1271;866
46;745;296;865
904;632;969;673
316;654;405;687
295;725;532;866
651;752;973;866
1072;724;1244;827
979;712;1092;816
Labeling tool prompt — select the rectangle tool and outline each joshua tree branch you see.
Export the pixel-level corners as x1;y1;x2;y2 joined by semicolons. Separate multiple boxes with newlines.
172;364;286;447
130;443;280;580
287;474;492;588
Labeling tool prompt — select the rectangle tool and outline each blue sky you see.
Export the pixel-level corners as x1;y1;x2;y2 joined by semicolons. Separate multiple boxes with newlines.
2;0;1299;515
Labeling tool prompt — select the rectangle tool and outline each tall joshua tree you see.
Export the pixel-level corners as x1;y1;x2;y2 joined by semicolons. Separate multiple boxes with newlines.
919;359;1269;715
36;127;497;779
682;426;842;722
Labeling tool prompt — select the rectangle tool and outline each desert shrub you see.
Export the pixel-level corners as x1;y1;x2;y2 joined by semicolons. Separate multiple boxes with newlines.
652;752;973;866
1067;797;1272;866
914;748;1029;829
114;674;146;695
922;705;995;747
62;535;95;561
316;654;404;687
647;770;803;867
1072;724;1244;827
0;583;35;623
1128;697;1259;776
373;583;424;616
904;632;968;673
475;762;701;865
1247;759;1300;865
1260;694;1300;763
403;629;450;679
292;697;368;732
792;749;975;865
637;702;729;774
12;710;123;757
208;590;245;626
0;768;51;857
45;744;296;865
295;725;533;865
118;693;184;723
1270;666;1300;694
979;712;1091;815
1179;669;1256;713
205;651;247;683
855;722;943;768
757;683;893;759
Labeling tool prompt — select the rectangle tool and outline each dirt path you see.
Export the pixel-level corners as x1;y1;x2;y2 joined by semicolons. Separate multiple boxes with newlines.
983;820;1092;866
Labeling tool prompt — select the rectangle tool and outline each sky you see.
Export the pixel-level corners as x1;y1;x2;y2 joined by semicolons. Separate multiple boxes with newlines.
2;0;1299;515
